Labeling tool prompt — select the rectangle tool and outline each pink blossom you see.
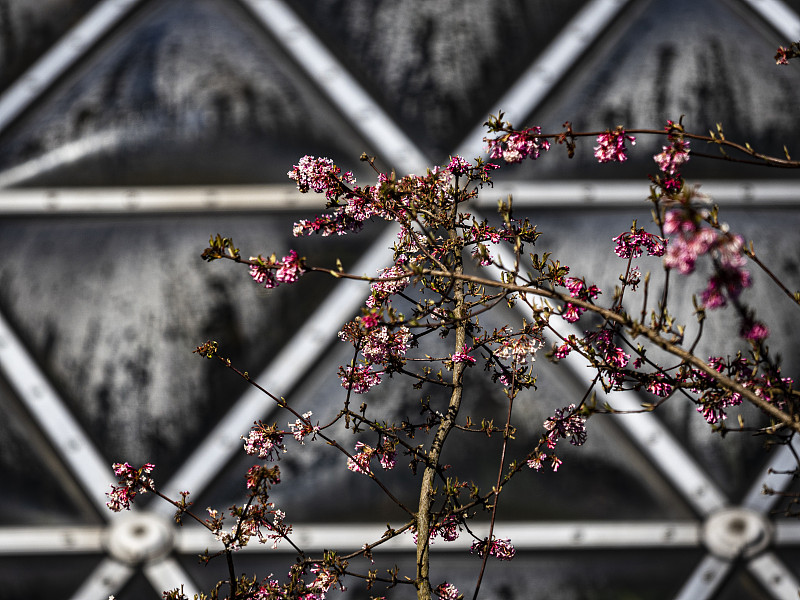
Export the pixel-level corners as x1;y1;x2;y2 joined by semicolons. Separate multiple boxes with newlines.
495;334;542;366
613;230;667;259
288;155;355;200
435;582;461;600
527;452;546;470
741;320;769;341
243;425;286;460
367;264;410;307
470;537;516;561
447;155;471;175
654;139;690;176
544;404;587;448
647;380;672;397
606;346;630;369
594;128;635;163
451;344;476;364
361;326;412;364
250;263;277;289
339;364;381;394
106;462;155;512
561;303;582;323
485;127;550;163
288;412;319;444
554;343;572;359
550;455;563;472
346;441;396;475
275;250;304;283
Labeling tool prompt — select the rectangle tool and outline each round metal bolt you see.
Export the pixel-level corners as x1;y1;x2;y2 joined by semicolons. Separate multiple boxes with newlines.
105;512;175;565
702;507;772;560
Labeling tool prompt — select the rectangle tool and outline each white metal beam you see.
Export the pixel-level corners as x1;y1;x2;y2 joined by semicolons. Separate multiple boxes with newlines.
673;554;731;600
239;0;430;175
0;184;317;214
174;521;700;553
739;0;800;41
0;0;145;137
0;526;104;554
68;558;134;600
743;437;800;513
0;310;117;516
144;558;201;599
747;552;800;599
1;180;797;215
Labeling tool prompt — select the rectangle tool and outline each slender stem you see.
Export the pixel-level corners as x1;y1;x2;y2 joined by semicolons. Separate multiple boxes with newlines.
472;373;516;600
415;207;468;600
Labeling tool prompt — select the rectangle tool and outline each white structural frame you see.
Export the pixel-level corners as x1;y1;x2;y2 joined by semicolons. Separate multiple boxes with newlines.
1;0;800;598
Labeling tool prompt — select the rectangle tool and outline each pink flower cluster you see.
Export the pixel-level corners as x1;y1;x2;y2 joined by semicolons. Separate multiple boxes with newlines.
691;357;744;424
361;326;412;364
339;363;382;394
594;128;635;162
470;537;516;561
647;379;673;397
544;404;587;448
412;514;461;545
208;503;291;551
346;440;396;475
338;318;413;394
250;564;340;600
592;329;630;371
289;158;394;238
560;277;601;323
435;582;461;600
106;462;155;511
495;333;542;367
527;451;563;472
288;411;319;444
485;126;551;163
249;250;305;289
663;210;753;312
451;344;476;364
243;423;286;460
613;229;667;259
288;155;355;199
367;263;411;308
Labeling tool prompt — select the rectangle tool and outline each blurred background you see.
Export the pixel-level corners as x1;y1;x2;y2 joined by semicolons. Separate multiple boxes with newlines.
2;0;800;598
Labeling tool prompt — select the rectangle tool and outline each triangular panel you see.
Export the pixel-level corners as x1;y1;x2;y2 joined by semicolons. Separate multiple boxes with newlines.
0;0;379;188
0;214;381;481
292;0;590;162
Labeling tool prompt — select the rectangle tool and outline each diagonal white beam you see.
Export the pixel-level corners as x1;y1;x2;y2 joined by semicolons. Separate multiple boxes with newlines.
0;310;117;515
739;0;800;41
144;557;201;599
452;0;632;159
0;0;145;138
239;0;430;175
673;554;732;600
742;436;800;513
155;223;402;511
68;558;134;600
747;552;800;599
